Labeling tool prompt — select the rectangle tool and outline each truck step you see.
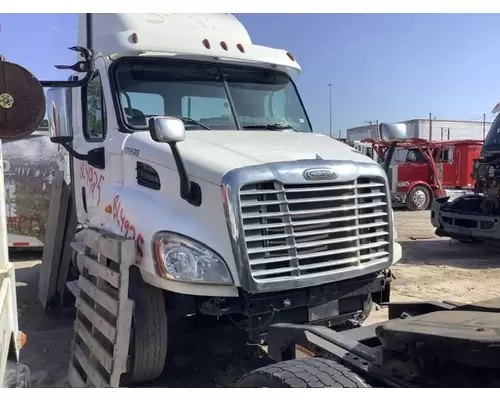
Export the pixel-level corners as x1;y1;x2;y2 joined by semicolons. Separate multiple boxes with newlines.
66;280;79;297
70;239;85;255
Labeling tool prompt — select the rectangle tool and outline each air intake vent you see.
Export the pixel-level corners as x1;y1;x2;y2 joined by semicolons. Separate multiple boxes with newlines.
136;161;161;190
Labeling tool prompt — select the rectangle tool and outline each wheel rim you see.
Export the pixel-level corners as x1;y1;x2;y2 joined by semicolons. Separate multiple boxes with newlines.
412;190;427;208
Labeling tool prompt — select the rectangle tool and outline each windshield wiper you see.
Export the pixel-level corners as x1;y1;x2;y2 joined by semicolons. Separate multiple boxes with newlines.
176;116;211;130
242;123;299;132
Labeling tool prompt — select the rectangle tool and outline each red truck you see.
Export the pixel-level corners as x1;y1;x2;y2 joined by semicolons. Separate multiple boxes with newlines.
363;138;483;211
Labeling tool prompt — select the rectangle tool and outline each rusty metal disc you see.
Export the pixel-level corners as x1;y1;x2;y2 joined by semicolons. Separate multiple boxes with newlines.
0;61;45;140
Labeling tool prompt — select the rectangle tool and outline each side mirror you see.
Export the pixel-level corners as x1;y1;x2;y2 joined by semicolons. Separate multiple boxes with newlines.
149;116;186;144
47;87;73;144
379;123;408;142
148;116;201;207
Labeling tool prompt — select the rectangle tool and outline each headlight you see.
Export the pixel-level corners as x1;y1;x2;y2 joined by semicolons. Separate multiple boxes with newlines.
152;232;233;285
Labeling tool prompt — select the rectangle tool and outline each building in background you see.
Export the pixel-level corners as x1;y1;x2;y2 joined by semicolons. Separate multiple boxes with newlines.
347;118;493;142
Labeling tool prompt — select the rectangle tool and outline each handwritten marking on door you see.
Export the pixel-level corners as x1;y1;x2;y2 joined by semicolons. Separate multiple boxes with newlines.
112;194;144;261
80;162;104;205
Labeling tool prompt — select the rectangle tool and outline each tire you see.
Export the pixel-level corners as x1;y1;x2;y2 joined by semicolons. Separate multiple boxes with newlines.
236;358;371;388
125;269;168;385
406;185;431;211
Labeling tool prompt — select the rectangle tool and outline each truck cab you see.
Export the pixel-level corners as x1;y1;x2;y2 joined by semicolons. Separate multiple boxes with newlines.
366;139;482;211
46;13;402;384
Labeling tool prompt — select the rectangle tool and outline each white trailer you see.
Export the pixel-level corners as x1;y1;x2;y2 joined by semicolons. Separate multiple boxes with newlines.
346;124;378;141
348;119;492;142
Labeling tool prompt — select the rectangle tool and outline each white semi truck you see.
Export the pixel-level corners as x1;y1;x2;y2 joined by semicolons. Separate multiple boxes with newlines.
41;13;402;384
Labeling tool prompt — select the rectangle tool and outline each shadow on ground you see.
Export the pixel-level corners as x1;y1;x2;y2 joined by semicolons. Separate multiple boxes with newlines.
140;324;271;388
13;260;74;388
13;260;271;388
398;239;500;269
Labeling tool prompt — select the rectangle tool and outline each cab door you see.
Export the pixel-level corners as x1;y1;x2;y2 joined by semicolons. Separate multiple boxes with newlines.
436;146;455;186
71;57;109;226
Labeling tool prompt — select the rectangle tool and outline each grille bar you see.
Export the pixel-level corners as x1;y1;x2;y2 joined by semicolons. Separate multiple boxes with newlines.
247;231;389;254
242;201;387;219
252;250;390;278
241;191;385;207
244;221;389;242
239;177;390;282
249;240;389;266
240;182;384;196
243;211;388;231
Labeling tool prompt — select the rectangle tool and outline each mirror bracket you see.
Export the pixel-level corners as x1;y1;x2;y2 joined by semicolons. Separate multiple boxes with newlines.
168;142;202;207
40;46;95;88
52;137;105;169
87;147;106;169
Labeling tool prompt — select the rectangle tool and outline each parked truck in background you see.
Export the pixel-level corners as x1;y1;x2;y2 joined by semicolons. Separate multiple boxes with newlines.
338;139;379;162
365;138;482;211
39;13;403;384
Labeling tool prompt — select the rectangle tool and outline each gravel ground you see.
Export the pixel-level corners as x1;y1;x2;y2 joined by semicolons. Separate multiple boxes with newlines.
12;210;500;387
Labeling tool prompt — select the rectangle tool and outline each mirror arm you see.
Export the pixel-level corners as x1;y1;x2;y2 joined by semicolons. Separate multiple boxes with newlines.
51;138;105;169
59;142;88;161
40;71;94;88
168;143;202;207
50;138;88;160
383;142;398;174
40;46;95;88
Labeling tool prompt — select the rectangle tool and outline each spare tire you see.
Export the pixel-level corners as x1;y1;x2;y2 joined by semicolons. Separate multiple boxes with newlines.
0;61;45;140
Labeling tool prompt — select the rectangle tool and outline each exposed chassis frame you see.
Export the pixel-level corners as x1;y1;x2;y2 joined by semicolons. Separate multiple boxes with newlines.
265;300;461;388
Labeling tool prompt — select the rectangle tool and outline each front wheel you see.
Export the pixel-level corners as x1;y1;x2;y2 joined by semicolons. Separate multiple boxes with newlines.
123;269;168;385
237;358;371;388
406;185;431;211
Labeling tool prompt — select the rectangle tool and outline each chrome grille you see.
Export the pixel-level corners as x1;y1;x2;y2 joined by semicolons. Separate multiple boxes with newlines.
239;177;390;281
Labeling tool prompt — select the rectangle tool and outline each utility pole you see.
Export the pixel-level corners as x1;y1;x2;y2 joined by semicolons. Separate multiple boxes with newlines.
327;83;333;137
429;113;432;141
483;113;486;139
0;25;3;62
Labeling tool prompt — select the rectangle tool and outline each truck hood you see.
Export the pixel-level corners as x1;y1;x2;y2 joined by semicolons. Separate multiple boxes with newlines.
129;130;379;185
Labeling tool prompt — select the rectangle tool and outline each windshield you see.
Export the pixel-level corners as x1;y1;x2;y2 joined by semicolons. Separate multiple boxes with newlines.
114;59;312;132
483;114;500;151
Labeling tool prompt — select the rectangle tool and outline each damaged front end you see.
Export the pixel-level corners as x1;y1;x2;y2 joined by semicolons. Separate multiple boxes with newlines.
430;109;500;243
430;153;500;243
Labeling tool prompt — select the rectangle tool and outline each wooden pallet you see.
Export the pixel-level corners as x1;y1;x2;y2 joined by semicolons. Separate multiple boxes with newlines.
67;228;135;388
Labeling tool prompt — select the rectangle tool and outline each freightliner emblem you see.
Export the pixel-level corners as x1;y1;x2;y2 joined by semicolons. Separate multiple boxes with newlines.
303;168;338;181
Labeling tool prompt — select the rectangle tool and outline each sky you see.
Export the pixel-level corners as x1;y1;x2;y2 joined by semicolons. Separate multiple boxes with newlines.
1;13;500;136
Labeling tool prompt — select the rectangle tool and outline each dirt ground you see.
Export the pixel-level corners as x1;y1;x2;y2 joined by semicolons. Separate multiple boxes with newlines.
12;210;500;387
